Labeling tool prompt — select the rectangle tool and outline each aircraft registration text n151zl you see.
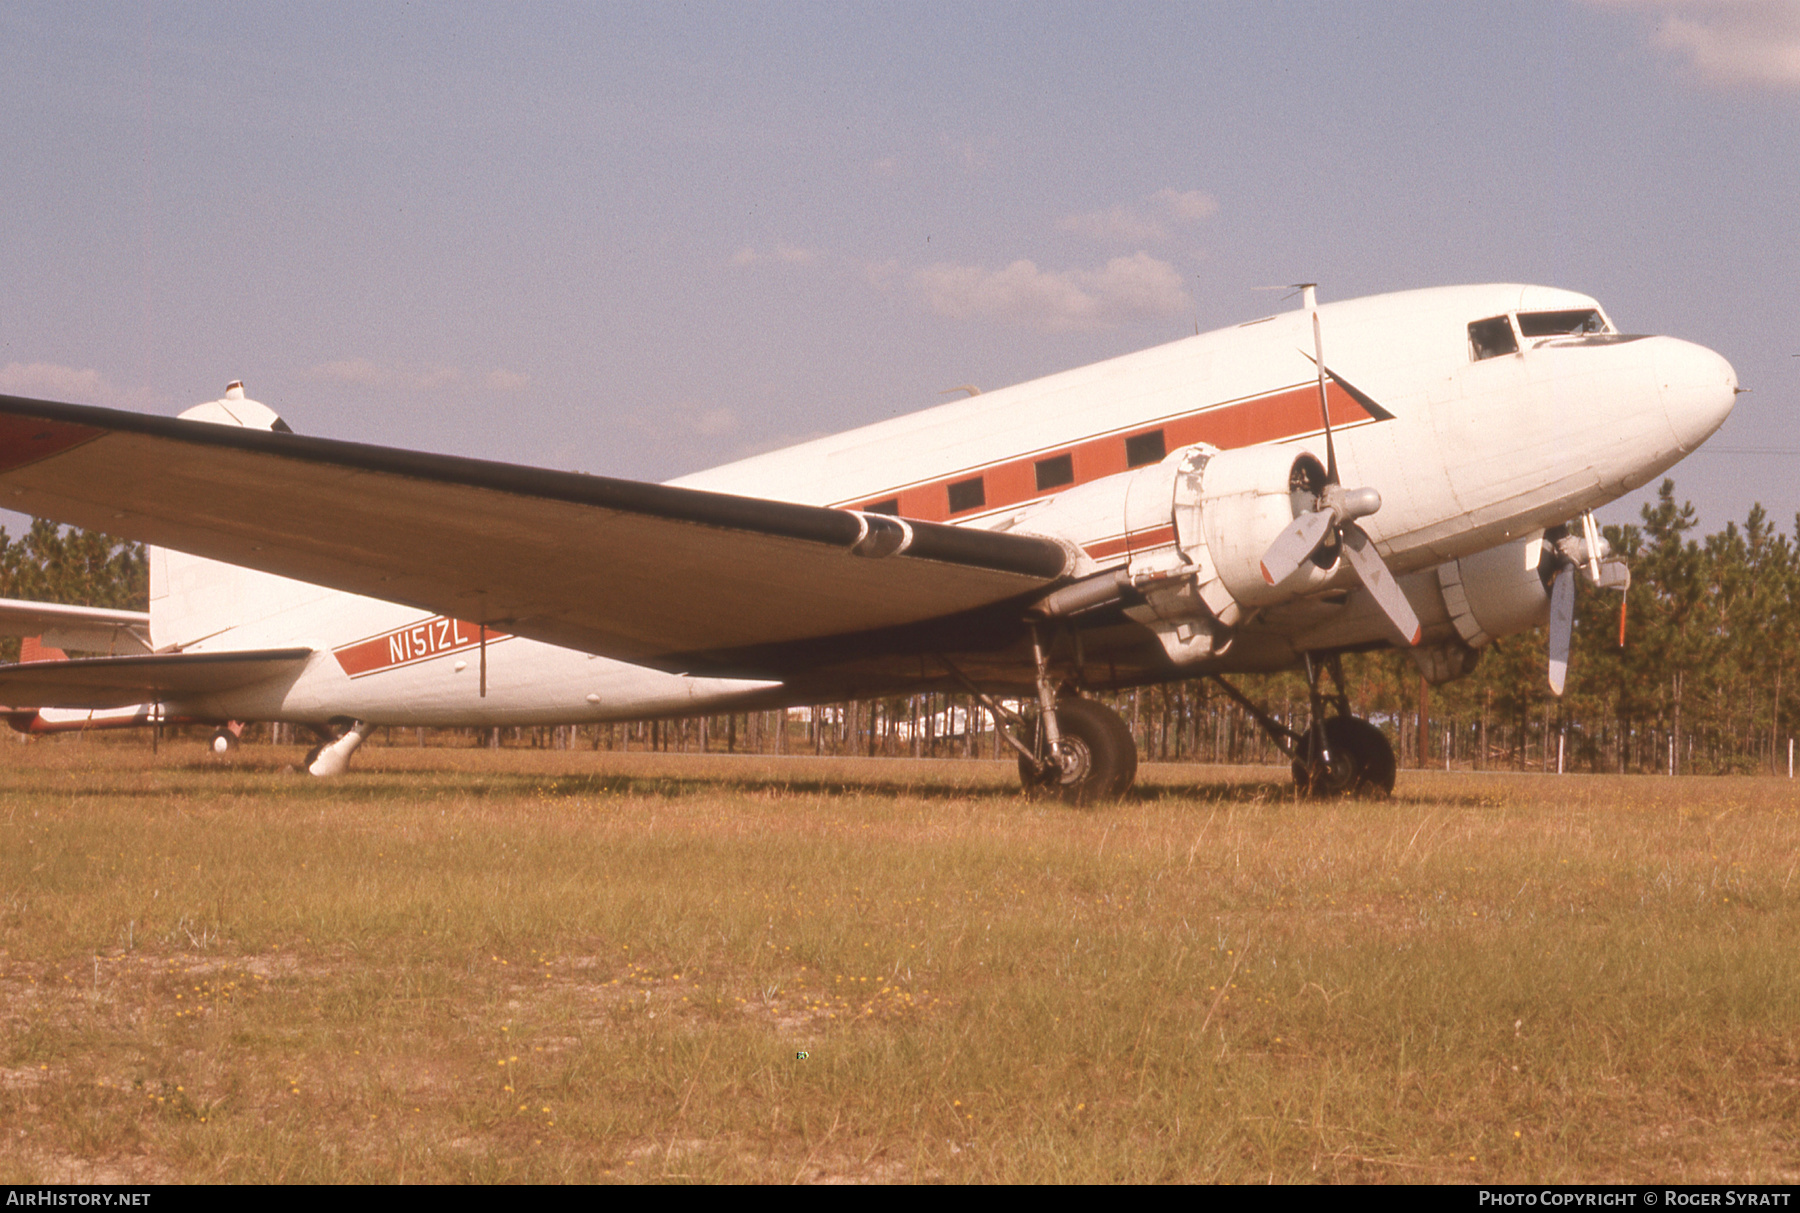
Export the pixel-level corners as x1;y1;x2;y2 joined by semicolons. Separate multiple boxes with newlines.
0;283;1736;798
334;617;509;680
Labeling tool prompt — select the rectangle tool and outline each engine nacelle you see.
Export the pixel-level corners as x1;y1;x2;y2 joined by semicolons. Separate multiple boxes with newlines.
1193;444;1340;606
1434;534;1551;649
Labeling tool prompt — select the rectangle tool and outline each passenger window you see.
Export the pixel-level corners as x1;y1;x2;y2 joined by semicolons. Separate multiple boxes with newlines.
1125;430;1166;468
1034;453;1074;491
1468;316;1518;361
864;498;899;516
947;477;986;514
1517;309;1606;338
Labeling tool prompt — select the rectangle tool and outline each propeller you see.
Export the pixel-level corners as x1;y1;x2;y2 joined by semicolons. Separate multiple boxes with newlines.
1258;286;1422;646
1545;512;1630;696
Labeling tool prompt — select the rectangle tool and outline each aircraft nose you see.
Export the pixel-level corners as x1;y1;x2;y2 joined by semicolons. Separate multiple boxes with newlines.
1656;337;1737;453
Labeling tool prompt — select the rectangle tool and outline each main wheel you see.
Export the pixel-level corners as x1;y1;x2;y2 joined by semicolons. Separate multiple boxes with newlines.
1292;716;1396;797
1016;698;1138;806
209;727;241;755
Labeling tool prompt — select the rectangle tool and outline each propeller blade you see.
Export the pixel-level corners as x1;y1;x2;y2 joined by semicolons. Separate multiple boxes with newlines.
1548;565;1575;696
1260;509;1335;586
1340;522;1421;645
1311;308;1338;484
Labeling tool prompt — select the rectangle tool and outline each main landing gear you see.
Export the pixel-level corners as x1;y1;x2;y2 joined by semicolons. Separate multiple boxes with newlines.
949;633;1391;804
1211;652;1394;797
1015;697;1138;805
944;626;1137;806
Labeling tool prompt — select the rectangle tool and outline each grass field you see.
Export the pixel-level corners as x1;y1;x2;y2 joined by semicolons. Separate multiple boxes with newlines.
0;739;1796;1183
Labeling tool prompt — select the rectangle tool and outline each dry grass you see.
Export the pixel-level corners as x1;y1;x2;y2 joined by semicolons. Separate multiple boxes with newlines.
0;738;1796;1183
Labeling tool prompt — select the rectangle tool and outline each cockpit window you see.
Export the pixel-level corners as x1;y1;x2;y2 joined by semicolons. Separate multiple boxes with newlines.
1468;315;1518;361
1517;308;1607;338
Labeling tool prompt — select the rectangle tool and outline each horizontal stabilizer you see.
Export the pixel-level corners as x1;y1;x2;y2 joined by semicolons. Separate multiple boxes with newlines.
0;596;151;654
0;647;312;709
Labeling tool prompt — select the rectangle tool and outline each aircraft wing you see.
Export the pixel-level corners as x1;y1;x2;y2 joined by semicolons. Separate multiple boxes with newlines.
0;596;152;654
0;395;1073;675
0;648;314;709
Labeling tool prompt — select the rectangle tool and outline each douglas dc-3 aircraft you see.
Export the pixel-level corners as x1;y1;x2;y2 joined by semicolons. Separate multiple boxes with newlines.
0;284;1736;799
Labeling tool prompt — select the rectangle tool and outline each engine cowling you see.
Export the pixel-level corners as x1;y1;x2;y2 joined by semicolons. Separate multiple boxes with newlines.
1008;437;1560;676
1434;534;1552;649
1191;444;1341;606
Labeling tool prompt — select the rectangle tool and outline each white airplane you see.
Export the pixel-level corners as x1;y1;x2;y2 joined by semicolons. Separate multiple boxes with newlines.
0;283;1736;798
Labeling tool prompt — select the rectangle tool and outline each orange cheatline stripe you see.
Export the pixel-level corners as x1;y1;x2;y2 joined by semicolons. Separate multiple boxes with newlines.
840;379;1374;524
333;616;511;679
1083;524;1177;562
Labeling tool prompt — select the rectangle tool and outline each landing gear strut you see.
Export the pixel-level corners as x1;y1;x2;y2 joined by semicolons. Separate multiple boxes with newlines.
1015;697;1137;805
1292;714;1395;797
1210;652;1394;797
940;628;1138;806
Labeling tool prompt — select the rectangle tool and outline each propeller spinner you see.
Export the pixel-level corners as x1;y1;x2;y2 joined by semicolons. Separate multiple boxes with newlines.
1257;288;1422;646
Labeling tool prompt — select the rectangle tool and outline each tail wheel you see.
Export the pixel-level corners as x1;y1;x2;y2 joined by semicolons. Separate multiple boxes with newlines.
1017;698;1138;806
1293;716;1395;797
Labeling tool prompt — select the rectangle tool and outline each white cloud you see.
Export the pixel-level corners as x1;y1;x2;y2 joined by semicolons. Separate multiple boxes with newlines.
912;252;1192;332
484;369;531;392
1151;188;1220;222
307;359;462;392
1058;188;1220;244
0;361;112;402
1594;0;1800;90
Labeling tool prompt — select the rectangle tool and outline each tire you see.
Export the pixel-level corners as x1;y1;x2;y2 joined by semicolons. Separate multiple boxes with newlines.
1292;716;1396;797
1016;698;1138;806
209;728;240;755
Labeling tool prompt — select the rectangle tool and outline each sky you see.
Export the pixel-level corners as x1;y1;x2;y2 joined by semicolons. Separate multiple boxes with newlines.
0;1;1795;542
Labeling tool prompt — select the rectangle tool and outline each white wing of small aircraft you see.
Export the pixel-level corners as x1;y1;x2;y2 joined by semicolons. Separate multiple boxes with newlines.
0;284;1735;797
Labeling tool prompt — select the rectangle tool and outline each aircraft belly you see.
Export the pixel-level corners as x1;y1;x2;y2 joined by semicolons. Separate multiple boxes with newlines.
176;632;778;727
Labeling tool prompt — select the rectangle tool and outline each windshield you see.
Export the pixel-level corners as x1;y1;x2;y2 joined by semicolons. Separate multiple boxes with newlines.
1468;315;1518;361
1517;308;1608;338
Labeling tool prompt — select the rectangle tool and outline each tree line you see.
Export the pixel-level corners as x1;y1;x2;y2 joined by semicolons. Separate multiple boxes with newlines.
4;478;1794;774
0;519;148;662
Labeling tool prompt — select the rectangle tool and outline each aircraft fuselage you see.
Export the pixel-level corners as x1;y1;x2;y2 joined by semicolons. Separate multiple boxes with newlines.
130;284;1737;727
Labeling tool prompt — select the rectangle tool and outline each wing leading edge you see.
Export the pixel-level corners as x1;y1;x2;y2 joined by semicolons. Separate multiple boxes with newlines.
0;395;1074;675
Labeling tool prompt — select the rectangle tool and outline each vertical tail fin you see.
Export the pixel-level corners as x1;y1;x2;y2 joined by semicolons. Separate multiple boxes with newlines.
149;383;328;650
